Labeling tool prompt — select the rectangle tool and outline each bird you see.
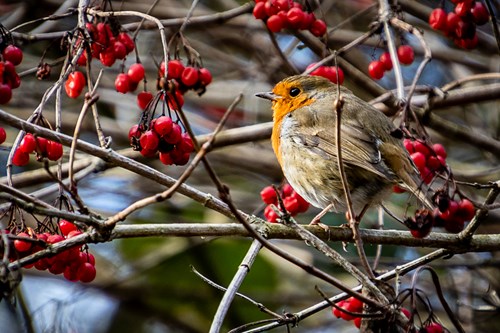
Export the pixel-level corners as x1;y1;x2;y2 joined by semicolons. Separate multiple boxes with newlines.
256;74;433;218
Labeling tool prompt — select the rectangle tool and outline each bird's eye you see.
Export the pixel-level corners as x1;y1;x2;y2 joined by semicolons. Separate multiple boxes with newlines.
289;87;301;97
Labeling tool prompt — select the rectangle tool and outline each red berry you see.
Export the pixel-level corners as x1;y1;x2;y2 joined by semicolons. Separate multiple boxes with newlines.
368;60;385;80
354;317;362;328
264;1;280;17
282;184;293;197
0;83;12;104
2;45;23;66
429;8;448;31
14;232;32;252
178;133;194;153
36;137;47;155
267;14;285;33
77;262;97;283
414;140;431;156
458;199;475;220
137;91;153;110
127;63;145;83
0;127;6;144
181;66;199;87
19;133;36;154
427;156;442;171
115;73;131;94
283;196;299;214
332;300;345;318
286;7;305;28
159;151;174;165
299;12;315;30
46;141;63;161
291;191;309;213
128;124;140;142
260;186;277;205
171;150;190;166
78;252;95;265
163;123;182;144
165;60;184;79
112;40;127;60
167;90;184;109
455;1;472;17
347;297;363;312
65;71;86;98
253;2;267;20
76;51;88;66
12;149;29;166
153;116;173;137
379;52;393;71
432;143;447;158
264;204;279;223
59;220;77;236
440;200;459;220
471;2;489;25
323;66;344;84
140;130;160;151
397;45;415;65
410;152;427;171
99;47;116;67
403;139;415;153
446;12;461;35
309;19;327;37
118;32;135;53
198;67;212;86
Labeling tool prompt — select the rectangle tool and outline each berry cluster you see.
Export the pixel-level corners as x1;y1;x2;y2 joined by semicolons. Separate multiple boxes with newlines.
12;133;63;167
306;63;344;85
7;220;96;283
429;1;489;49
115;63;145;94
368;45;415;80
0;44;23;104
403;139;448;185
433;196;475;233
65;71;86;98
332;297;364;328
76;22;135;67
253;0;327;36
260;184;310;222
128;115;194;166
158;59;212;96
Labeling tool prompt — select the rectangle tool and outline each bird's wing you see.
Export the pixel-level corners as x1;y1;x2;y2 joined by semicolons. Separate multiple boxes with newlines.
290;122;391;180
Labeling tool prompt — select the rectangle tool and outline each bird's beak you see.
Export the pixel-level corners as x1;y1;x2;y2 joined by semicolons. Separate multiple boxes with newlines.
255;91;277;101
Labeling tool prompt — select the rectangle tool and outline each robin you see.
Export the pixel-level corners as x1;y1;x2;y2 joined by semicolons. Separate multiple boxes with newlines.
256;75;432;218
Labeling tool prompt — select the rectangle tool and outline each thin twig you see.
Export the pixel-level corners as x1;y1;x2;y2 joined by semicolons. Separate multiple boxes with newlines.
209;240;268;333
